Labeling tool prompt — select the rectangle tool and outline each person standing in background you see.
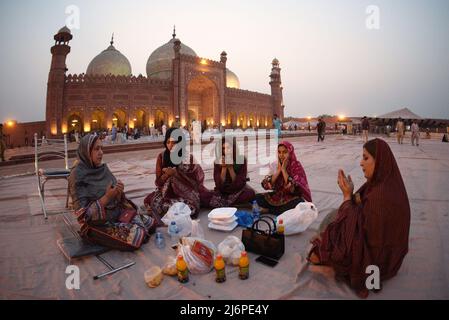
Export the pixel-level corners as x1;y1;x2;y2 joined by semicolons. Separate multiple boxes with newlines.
361;116;370;143
111;124;117;144
173;116;181;129
317;118;326;142
411;120;420;146
162;122;167;137
273;114;282;139
396;118;405;144
124;123;129;140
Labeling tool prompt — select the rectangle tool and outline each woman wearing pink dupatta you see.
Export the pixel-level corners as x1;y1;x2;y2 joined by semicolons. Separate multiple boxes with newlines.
255;141;312;215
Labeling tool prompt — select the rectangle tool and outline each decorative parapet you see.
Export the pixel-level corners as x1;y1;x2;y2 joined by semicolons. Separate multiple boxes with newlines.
225;87;271;99
64;73;172;86
179;54;224;68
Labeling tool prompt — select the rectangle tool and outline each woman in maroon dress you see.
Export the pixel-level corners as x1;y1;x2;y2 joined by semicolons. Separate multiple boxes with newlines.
144;127;208;219
308;138;410;298
201;137;255;208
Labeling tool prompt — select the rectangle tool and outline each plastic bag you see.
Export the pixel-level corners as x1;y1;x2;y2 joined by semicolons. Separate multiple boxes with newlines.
277;202;319;235
177;237;216;274
235;210;254;228
161;202;193;237
218;236;245;266
191;219;205;239
162;256;177;276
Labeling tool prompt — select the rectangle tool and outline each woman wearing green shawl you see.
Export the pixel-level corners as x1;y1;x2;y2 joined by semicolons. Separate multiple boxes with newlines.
69;134;156;250
201;137;255;208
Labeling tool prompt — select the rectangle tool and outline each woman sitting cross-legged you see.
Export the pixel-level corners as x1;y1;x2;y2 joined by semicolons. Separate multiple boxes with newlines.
69;134;156;251
200;137;256;208
307;138;411;298
144;127;209;220
255;141;312;215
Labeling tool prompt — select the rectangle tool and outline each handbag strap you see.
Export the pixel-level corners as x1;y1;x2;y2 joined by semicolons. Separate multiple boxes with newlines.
251;216;276;235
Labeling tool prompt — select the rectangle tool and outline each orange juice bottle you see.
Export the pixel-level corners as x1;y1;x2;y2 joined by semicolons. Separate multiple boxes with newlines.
239;251;250;280
176;254;189;283
214;254;226;283
277;218;285;235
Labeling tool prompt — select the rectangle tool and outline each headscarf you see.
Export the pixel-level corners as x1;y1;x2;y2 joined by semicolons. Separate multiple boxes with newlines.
71;134;117;209
357;138;410;255
162;127;185;168
314;138;410;292
270;141;312;202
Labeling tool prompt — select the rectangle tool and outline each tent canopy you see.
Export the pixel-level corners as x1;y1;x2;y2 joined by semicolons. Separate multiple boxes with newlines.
377;107;422;119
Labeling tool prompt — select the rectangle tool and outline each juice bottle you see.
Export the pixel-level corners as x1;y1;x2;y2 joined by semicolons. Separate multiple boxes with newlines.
176;254;189;283
214;254;226;283
277;218;285;235
239;251;250;280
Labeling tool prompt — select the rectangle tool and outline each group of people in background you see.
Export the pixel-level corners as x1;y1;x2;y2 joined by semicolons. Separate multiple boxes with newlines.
361;116;424;147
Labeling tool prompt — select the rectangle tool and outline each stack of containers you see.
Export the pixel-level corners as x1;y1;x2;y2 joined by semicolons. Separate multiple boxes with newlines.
208;207;238;231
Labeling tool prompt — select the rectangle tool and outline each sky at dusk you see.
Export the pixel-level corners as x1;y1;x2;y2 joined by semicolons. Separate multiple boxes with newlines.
1;0;448;123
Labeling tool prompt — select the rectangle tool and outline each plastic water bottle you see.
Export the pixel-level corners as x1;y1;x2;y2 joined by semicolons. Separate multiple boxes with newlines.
252;200;260;221
168;221;180;246
155;232;165;249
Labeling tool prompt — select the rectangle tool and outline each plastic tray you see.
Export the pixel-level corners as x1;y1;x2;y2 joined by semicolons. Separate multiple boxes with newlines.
207;207;237;220
208;221;238;232
209;216;237;226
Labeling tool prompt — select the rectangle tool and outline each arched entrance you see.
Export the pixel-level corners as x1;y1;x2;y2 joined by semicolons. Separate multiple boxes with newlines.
154;110;166;131
67;113;83;134
238;112;246;129
249;113;255;129
134;109;147;130
112;109;126;129
227;112;236;128
187;75;219;127
91;109;105;131
257;115;266;128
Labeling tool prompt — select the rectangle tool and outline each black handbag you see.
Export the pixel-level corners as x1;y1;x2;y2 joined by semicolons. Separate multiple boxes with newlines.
241;215;285;260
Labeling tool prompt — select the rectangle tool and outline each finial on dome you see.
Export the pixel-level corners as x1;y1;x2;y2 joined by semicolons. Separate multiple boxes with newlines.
110;33;114;46
172;25;176;39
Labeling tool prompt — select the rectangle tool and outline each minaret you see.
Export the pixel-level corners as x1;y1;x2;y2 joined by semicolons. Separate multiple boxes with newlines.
46;26;72;137
269;58;284;119
172;32;181;123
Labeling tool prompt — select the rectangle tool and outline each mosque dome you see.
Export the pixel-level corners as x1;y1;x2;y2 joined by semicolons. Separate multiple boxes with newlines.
146;31;197;79
86;37;132;76
226;68;240;89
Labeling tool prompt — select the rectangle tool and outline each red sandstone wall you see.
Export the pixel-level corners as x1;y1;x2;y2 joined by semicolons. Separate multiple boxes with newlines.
2;121;46;148
225;88;273;128
61;74;173;132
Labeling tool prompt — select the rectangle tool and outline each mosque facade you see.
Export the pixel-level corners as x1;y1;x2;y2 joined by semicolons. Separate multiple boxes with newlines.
45;27;285;137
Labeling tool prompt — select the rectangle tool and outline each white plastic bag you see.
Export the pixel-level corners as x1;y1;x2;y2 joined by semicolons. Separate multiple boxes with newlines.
177;237;216;274
162;202;193;237
218;236;245;266
277;202;319;235
191;219;205;239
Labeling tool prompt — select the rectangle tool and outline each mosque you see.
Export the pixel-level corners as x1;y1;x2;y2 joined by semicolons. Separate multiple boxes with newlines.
45;26;285;137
